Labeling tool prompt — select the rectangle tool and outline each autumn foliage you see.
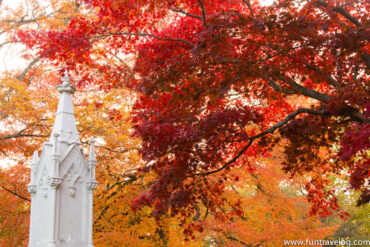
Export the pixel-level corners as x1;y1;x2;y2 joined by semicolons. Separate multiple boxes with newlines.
0;0;369;245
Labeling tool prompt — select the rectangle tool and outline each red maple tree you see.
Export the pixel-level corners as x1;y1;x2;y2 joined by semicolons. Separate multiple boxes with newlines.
17;0;369;225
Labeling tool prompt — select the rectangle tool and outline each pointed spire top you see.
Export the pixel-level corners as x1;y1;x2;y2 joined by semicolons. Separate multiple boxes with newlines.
57;69;76;94
51;70;79;142
88;139;96;163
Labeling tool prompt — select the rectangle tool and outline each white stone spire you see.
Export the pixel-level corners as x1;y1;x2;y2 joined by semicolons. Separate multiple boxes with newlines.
52;70;79;143
28;71;97;247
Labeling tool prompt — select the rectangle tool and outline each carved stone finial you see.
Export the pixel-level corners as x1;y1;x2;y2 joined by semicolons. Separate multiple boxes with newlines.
57;70;76;94
61;70;71;85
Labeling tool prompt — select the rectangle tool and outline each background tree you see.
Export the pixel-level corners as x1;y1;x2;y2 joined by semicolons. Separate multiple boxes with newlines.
0;164;30;246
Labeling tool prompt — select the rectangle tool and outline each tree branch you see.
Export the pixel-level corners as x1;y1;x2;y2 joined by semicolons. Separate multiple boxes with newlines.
17;56;40;81
338;106;370;123
0;186;30;202
95;174;139;223
2;132;48;140
212;229;264;246
264;77;296;94
1;126;48;140
361;52;370;70
95;32;194;47
197;0;207;25
332;6;362;27
0;40;21;48
96;145;138;154
192;108;325;176
80;141;138;154
1;9;63;25
304;63;339;87
315;1;362;27
169;7;203;21
242;0;254;16
224;234;251;246
279;76;330;102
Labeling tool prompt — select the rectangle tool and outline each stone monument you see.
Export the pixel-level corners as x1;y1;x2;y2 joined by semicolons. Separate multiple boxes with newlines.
28;71;98;247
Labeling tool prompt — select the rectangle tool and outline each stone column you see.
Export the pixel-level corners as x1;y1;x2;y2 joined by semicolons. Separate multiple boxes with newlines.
47;178;61;247
87;140;97;247
47;133;62;247
28;150;38;247
87;181;97;247
27;185;37;247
